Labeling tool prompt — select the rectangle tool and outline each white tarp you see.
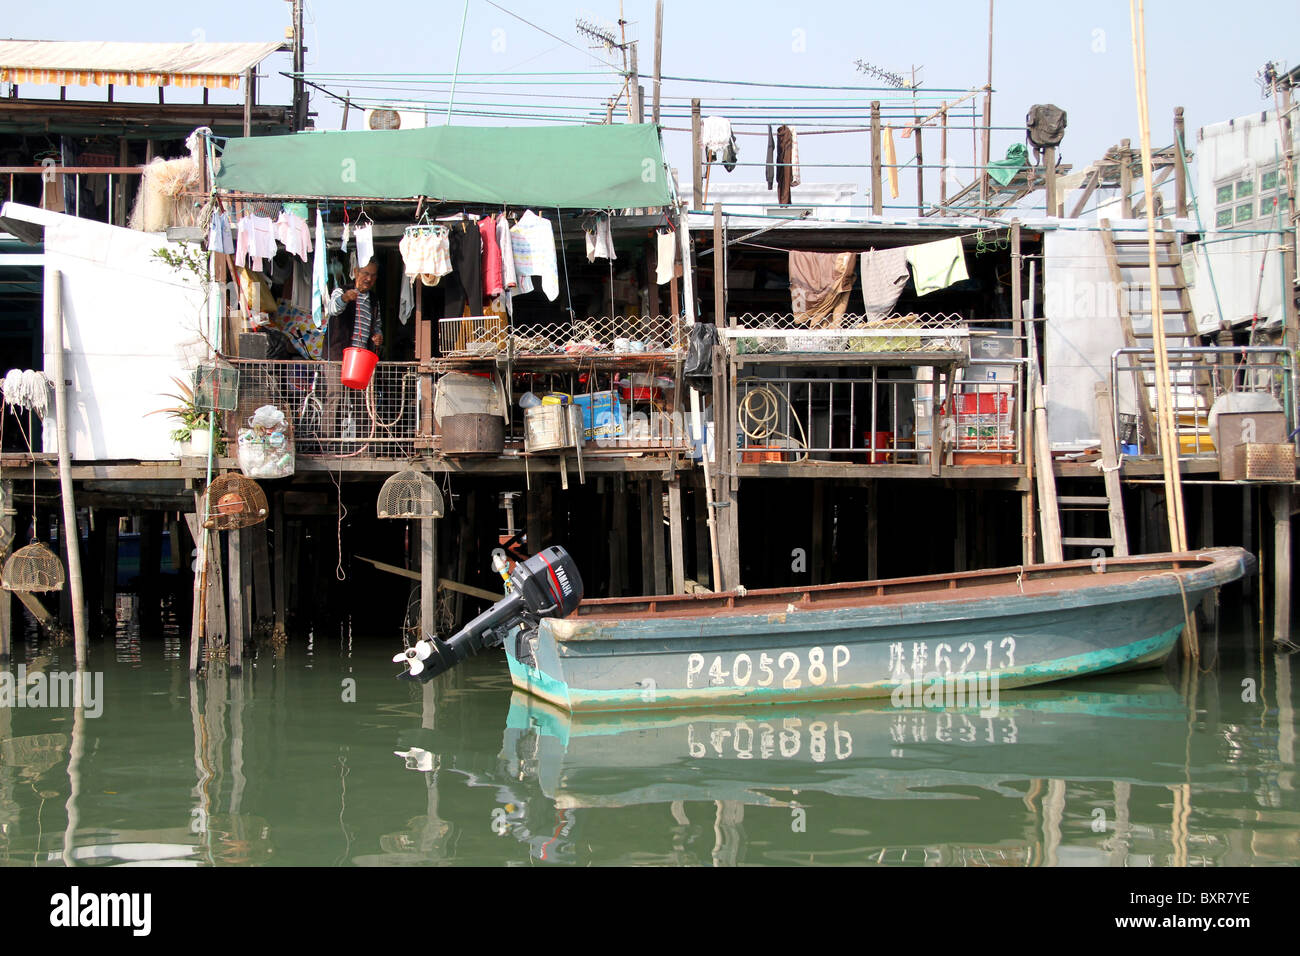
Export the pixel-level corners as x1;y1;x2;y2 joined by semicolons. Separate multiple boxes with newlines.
0;40;282;89
0;203;210;461
1043;228;1138;443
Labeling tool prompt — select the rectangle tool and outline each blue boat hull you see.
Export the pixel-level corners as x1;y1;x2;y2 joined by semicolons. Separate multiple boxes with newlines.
506;549;1252;712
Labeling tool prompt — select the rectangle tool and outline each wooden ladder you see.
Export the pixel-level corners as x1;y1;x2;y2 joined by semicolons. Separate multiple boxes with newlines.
1059;386;1130;557
1100;219;1212;454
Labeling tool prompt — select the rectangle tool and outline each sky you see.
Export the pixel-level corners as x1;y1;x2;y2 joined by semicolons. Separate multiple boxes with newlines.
3;0;1293;213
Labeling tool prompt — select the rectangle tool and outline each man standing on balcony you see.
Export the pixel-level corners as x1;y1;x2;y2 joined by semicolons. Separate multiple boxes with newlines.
322;260;385;443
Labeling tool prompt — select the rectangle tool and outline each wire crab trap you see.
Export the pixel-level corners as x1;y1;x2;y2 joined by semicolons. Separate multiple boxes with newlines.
2;541;65;592
193;358;240;412
509;314;686;356
202;473;269;530
377;469;445;519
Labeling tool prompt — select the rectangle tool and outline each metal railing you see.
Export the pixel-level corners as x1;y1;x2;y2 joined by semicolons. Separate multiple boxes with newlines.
1109;346;1295;459
733;360;1025;465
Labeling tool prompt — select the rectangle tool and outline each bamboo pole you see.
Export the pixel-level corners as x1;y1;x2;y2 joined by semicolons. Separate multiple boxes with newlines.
1130;0;1193;660
51;270;88;668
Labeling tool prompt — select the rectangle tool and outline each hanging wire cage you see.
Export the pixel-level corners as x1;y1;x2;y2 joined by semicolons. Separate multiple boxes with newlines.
202;473;269;530
1;541;66;592
193;358;240;413
377;469;444;519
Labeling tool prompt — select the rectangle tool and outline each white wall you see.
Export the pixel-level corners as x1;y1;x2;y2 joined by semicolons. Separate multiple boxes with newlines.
33;211;209;461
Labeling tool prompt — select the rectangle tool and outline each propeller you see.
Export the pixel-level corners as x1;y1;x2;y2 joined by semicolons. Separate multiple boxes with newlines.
392;639;434;676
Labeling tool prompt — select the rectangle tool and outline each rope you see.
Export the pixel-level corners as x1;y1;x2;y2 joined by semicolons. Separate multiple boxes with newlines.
1139;570;1199;663
737;383;809;461
329;464;347;581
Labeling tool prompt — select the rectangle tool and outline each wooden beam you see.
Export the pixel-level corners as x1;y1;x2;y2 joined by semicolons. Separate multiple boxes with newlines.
668;477;685;594
871;101;882;215
1173;106;1187;217
691;99;702;209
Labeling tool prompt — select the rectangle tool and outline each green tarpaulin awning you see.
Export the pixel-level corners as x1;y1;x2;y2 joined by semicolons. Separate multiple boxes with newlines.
214;124;674;209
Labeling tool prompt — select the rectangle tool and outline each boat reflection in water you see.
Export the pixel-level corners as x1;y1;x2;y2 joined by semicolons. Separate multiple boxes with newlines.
472;672;1291;866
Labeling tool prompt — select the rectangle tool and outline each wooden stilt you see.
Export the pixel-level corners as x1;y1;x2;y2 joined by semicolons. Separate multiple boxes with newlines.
1242;487;1254;596
139;511;162;636
651;476;667;596
693;473;711;589
954;493;968;572
1274;485;1292;644
250;522;272;630
639;480;654;596
867;479;879;580
811;482;824;586
420;516;437;638
0;479;12;660
272;493;287;637
227;529;244;673
610;477;628;596
668;476;686;595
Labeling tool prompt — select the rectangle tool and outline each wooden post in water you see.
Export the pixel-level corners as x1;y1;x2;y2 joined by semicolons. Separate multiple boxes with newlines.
1274;485;1292;643
651;476;667;595
0;479;12;660
51;270;89;666
228;529;245;672
272;492;287;638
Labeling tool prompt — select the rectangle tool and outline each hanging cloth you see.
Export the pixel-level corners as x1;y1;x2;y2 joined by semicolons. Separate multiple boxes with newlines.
480;214;504;298
656;228;676;286
510;210;558;302
311;208;329;328
859;247;910;316
765;125;776;190
776;126;795;205
399;275;414;325
904;236;969;296
208;209;234;255
584;214;616;263
355;223;374;268
790;129;801;187
883;127;899;199
789;251;856;328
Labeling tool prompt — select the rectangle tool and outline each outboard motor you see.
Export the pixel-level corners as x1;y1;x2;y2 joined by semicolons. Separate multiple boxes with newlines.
394;545;583;682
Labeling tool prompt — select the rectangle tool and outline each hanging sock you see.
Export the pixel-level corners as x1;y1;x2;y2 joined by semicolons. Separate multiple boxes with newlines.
312;208;329;328
355;223;374;268
656;229;675;285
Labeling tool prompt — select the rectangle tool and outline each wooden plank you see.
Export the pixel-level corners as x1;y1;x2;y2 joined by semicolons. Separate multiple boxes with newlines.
668;477;686;595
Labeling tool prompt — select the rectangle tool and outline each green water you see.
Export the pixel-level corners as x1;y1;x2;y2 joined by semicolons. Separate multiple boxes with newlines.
1;612;1296;867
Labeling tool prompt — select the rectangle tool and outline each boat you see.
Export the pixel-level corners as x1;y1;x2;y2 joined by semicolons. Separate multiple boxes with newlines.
504;548;1253;712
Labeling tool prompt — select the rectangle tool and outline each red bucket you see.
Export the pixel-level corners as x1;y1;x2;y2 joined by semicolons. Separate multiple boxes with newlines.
341;347;378;390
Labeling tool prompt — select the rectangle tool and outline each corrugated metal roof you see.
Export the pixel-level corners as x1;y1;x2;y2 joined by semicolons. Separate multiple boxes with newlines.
0;40;283;89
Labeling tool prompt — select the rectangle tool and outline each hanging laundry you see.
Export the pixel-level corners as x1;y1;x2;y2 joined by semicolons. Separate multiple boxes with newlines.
399;224;452;285
656;228;676;286
496;213;525;317
443;220;482;318
790;129;801;187
480;214;503;298
904;236;969;296
288;258;313;312
311;208;329;328
236;267;277;316
341;220;351;252
208;209;234;255
355;222;374;268
859;247;910;316
700;115;738;172
275;208;314;261
765;125;775;190
789;251;856;328
509;210;559;302
234;215;277;270
883;127;899;199
399;275;414;325
584;214;616;263
776;126;795;205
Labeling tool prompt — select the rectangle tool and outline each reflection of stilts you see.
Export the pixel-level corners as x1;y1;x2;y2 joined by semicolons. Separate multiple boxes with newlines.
711;800;744;867
1277;651;1295;794
60;700;85;867
1169;784;1191;867
1106;781;1132;867
1041;779;1065;867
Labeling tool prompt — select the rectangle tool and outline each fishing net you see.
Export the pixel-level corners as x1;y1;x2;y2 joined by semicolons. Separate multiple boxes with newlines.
202;474;269;531
377;469;444;519
1;541;65;592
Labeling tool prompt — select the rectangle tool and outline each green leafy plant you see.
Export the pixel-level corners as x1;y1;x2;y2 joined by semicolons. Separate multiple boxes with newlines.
147;375;228;454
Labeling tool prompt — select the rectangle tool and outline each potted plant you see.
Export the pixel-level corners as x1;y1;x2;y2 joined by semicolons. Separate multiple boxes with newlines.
149;376;227;458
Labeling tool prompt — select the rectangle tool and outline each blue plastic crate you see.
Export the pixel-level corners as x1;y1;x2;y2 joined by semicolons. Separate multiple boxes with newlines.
573;391;625;439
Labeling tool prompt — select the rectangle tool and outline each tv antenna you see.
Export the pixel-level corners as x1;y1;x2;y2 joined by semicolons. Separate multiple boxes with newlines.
576;5;639;122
